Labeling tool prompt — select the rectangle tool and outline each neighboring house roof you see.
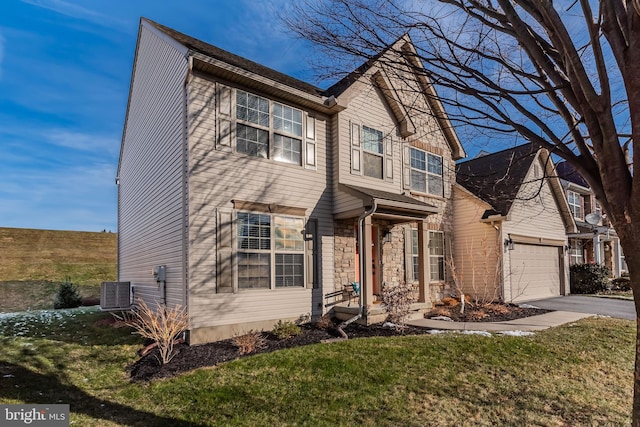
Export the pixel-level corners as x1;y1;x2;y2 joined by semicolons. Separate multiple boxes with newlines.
556;161;590;188
456;143;539;217
143;18;325;98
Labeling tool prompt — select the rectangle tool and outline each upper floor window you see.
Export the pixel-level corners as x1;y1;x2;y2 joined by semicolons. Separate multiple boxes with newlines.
234;90;306;166
567;190;583;220
410;147;443;196
362;126;384;179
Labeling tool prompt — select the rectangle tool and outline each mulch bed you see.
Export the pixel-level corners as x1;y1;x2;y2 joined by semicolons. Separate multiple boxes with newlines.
128;321;432;382
426;302;551;323
128;303;552;382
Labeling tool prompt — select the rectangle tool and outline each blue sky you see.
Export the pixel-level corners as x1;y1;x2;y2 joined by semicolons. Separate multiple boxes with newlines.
0;0;317;232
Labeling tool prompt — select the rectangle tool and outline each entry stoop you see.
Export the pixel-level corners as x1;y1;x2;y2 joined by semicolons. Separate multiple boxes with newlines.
333;302;432;324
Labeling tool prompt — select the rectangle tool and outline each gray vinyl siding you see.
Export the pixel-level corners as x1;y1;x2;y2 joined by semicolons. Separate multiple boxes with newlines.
337;85;402;196
502;157;569;301
118;23;189;308
187;75;334;331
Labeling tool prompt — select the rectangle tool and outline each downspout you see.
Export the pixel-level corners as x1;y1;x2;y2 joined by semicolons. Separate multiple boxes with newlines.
336;200;378;339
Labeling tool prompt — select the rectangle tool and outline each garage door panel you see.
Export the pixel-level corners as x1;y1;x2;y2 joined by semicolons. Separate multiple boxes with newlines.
509;244;560;302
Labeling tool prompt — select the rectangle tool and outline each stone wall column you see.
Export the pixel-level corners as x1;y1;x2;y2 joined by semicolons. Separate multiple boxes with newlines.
362;215;374;308
417;219;431;304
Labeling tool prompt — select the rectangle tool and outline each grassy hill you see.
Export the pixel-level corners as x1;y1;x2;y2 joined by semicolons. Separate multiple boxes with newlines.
0;227;117;312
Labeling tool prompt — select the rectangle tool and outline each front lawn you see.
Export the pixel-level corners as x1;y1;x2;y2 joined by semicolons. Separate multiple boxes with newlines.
0;308;634;426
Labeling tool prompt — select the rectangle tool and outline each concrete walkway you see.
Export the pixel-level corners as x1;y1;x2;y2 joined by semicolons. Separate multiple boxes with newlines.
408;310;592;332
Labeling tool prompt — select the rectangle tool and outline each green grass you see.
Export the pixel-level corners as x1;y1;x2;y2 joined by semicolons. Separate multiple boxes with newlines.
0;227;116;285
0;310;634;426
0;227;116;312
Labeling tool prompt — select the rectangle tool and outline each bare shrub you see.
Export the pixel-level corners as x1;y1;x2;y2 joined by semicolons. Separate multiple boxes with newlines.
123;299;188;365
441;297;459;307
232;330;267;355
486;303;510;315
314;313;334;330
447;232;502;307
381;282;416;331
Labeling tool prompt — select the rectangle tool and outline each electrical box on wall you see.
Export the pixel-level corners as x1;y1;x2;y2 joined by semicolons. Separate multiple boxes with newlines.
153;265;166;282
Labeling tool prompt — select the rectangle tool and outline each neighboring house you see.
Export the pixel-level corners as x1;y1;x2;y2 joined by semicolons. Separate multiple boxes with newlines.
453;144;577;303
556;161;627;277
109;18;465;344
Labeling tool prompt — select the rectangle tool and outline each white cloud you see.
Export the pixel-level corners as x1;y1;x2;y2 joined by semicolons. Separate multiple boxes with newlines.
47;130;120;156
19;0;127;30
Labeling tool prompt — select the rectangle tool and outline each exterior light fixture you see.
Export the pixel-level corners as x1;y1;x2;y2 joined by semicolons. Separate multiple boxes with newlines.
504;236;514;250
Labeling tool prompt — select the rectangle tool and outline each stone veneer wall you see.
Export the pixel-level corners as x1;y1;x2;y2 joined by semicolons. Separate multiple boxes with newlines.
334;215;453;305
334;219;357;292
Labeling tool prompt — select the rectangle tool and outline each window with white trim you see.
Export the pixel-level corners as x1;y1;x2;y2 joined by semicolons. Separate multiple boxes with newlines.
568;239;583;266
237;212;305;290
408;229;445;282
567;190;583;220
429;231;445;281
362;126;384;179
235;89;308;166
411;229;419;281
410;147;443;196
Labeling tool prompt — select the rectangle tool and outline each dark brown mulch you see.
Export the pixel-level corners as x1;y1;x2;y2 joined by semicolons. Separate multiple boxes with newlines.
128;321;432;382
427;303;551;323
128;303;552;382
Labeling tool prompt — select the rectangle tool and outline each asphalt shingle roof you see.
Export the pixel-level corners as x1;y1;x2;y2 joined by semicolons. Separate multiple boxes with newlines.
456;143;539;217
144;18;326;97
556;161;590;188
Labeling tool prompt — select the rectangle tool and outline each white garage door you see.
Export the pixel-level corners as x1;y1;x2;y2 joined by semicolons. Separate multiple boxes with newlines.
509;244;561;303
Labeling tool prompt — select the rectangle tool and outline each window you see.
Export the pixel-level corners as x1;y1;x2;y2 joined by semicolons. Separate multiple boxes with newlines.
411;229;419;281
568;239;583;266
410;147;443;196
429;231;445;281
408;229;445;282
237;124;269;158
237;212;305;289
567;190;583;220
235;90;305;166
237;213;271;289
274;216;305;287
362;126;384;179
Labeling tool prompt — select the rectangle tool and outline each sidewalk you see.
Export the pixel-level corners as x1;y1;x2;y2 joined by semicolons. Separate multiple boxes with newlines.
408;311;593;332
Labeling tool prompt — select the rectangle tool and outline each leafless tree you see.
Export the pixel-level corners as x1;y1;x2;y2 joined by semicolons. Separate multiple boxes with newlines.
283;0;640;423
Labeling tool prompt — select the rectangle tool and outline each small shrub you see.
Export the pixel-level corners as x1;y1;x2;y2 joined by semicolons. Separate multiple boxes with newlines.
314;314;334;330
232;330;267;355
610;276;631;292
54;279;83;309
570;263;611;294
123;299;188;365
441;297;459;307
485;303;510;315
382;282;416;331
272;320;301;339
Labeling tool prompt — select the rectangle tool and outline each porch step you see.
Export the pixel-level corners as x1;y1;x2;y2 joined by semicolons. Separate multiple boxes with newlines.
333;302;432;325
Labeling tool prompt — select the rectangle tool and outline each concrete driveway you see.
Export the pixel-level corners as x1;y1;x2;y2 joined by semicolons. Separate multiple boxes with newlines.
528;295;636;320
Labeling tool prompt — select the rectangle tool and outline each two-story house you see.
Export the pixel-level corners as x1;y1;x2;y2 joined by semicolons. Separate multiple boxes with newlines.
109;18;465;344
556;161;627;277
